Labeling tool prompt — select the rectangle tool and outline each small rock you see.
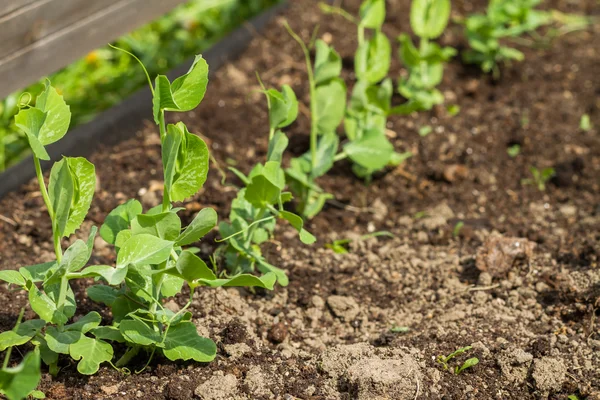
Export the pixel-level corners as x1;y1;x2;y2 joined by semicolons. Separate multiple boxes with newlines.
465;79;480;94
443;164;469;183
478;272;493;286
101;384;119;395
267;322;288;344
164;300;180;313
559;204;577;218
327;295;360;321
195;372;238;400
416;231;429;243
532;357;566;394
311;295;325;309
476;236;536;277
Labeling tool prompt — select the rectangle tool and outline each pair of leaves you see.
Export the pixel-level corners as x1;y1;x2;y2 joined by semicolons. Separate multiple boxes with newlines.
245;161;286;208
355;31;391;84
410;0;451;40
48;157;96;238
14;82;71;161
119;320;216;363
152;55;209;124
359;0;386;29
313;40;347;134
264;85;298;131
162;122;209;202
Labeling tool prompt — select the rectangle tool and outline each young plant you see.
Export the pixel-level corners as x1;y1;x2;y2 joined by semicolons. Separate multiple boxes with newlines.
462;0;552;78
0;81;111;376
396;0;456;113
94;49;278;369
321;0;411;180
437;345;479;374
217;80;315;285
283;23;346;219
0;310;44;400
521;166;555;191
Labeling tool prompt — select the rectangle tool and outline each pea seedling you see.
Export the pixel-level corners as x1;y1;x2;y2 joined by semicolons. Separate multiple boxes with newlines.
217;80;315;285
462;0;552;78
437;345;479;374
321;0;411;180
0;310;44;400
283;23;346;219
95;48;279;370
521;166;555;191
0;81;130;378
396;0;456;113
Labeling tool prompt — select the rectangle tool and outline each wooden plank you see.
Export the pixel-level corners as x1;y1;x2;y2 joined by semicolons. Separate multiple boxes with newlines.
0;0;37;18
0;0;187;98
0;0;123;61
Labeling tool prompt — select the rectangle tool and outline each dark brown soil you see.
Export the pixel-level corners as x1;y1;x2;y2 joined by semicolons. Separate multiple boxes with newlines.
0;0;599;399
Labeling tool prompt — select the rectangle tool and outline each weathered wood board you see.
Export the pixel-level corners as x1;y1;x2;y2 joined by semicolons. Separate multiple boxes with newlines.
0;0;188;98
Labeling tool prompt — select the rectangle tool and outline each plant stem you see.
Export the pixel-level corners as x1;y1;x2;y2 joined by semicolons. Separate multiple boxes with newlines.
55;276;69;327
245;207;266;247
284;22;318;175
33;156;54;221
115;346;140;368
34;155;62;262
2;308;25;369
333;152;347;162
158;110;170;213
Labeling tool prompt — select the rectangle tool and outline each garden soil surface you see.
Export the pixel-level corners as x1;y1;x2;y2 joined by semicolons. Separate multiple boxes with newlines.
0;0;599;399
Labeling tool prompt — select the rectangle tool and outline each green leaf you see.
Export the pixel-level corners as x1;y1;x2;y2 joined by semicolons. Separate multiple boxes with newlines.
161;274;184;297
0;271;26;287
0;348;42;400
111;296;139;323
265;85;298;130
176;250;216;283
278;211;316;244
152;56;209;123
14;82;71;160
90;326;125;343
114;230;132;253
398;34;421;68
315;78;347;134
117;234;174;268
44;239;89;286
267;130;289;163
344;130;395;172
62;157;96;237
455;357;479;375
48;159;74;238
0;320;46;351
256;261;289;287
69;336;113;375
152;75;178;124
79;265;128;285
86;285;120;306
176;208;217;246
100;200;143;245
359;0;386;29
45;326;81;354
170;55;209;112
314;40;343;85
65;312;101;334
311;131;339;178
14;108;50;160
162;322;216;362
131;211;181;241
198;272;277;289
27;285;65;325
19;262;55;283
410;0;451;39
163;122;209;202
245;162;285;207
119;320;161;346
34;82;71;146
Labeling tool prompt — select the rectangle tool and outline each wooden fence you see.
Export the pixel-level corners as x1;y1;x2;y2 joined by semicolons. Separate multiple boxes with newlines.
0;0;188;98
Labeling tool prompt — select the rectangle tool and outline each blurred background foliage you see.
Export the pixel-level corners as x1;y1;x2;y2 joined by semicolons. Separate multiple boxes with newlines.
0;0;279;171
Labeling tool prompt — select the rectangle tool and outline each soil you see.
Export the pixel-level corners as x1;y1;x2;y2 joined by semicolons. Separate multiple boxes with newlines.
0;0;599;399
